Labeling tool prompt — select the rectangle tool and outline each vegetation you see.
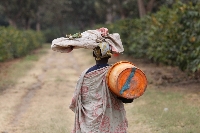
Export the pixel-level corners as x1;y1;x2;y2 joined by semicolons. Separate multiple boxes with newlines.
0;45;199;132
0;0;199;73
148;1;200;72
0;0;172;41
0;1;199;132
0;27;44;62
0;44;48;92
106;1;200;73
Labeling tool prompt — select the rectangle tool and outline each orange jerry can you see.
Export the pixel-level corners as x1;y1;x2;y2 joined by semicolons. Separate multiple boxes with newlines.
106;61;147;99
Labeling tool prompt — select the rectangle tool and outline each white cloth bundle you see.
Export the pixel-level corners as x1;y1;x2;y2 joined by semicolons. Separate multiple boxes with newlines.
51;29;124;53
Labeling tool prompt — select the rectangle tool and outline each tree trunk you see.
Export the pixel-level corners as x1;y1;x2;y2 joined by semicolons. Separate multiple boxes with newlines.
8;19;17;28
106;8;113;24
58;17;64;35
137;0;146;18
89;19;95;28
115;0;125;20
25;17;30;30
106;0;113;24
36;11;41;31
146;0;155;13
36;22;41;31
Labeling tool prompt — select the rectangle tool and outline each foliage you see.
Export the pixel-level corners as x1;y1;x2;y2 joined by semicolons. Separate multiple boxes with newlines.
0;0;45;29
0;26;44;62
147;1;200;72
0;0;172;33
104;18;150;57
105;1;200;72
43;28;62;43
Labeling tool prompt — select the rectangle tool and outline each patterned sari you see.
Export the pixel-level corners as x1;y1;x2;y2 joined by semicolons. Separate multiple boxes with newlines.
69;66;128;133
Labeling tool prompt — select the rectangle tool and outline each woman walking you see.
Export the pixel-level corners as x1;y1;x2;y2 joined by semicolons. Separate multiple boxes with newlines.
52;27;129;133
69;28;128;133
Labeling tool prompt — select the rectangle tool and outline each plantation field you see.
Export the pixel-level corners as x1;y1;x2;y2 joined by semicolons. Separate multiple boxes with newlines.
0;44;199;133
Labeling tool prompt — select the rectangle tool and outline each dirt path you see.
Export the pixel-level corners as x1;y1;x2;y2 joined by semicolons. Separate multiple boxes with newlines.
0;46;199;133
0;48;94;133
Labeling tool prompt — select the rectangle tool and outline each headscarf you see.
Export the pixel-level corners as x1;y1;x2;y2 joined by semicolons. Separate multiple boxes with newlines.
93;42;112;60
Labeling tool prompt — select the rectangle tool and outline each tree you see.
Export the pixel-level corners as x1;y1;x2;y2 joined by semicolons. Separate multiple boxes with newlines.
20;0;43;30
0;0;45;30
137;0;156;18
0;0;21;28
64;0;97;30
95;0;139;23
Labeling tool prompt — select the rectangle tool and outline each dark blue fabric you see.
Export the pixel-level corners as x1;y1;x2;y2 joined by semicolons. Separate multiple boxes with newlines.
86;64;109;73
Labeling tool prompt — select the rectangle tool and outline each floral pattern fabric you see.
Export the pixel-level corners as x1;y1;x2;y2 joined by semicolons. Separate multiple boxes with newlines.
69;66;128;133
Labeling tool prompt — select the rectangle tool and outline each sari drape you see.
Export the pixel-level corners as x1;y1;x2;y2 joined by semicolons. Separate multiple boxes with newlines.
69;66;128;133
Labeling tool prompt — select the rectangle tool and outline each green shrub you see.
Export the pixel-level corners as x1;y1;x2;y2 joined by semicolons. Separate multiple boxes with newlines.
104;1;200;72
147;1;200;71
100;18;151;57
0;27;12;61
126;17;150;57
0;26;44;62
43;28;61;43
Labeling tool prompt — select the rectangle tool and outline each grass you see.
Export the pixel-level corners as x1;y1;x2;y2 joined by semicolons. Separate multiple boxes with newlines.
0;44;49;92
126;86;200;133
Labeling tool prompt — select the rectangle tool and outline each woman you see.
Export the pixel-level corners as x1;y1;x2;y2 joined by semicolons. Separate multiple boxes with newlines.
69;28;128;133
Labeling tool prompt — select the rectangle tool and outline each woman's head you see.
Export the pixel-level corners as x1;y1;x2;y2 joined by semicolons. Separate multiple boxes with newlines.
93;42;112;61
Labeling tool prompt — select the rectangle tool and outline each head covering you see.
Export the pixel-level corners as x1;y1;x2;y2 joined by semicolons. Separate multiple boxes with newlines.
93;42;112;60
51;27;124;54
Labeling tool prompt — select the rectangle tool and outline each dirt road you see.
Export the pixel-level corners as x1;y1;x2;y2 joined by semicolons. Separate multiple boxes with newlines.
0;48;95;133
0;46;199;133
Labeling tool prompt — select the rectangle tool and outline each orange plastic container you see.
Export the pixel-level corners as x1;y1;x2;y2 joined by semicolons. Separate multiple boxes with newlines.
106;61;147;99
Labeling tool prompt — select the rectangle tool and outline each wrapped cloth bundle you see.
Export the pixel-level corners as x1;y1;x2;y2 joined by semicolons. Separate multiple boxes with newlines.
51;28;124;54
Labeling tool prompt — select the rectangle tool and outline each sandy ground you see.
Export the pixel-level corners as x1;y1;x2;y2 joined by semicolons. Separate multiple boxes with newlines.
0;48;95;133
0;46;199;133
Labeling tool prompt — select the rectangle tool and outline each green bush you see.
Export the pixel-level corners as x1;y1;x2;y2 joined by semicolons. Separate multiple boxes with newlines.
147;1;200;71
0;27;12;61
101;18;151;58
43;26;80;43
105;1;200;73
0;27;44;61
43;28;61;43
126;18;150;57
